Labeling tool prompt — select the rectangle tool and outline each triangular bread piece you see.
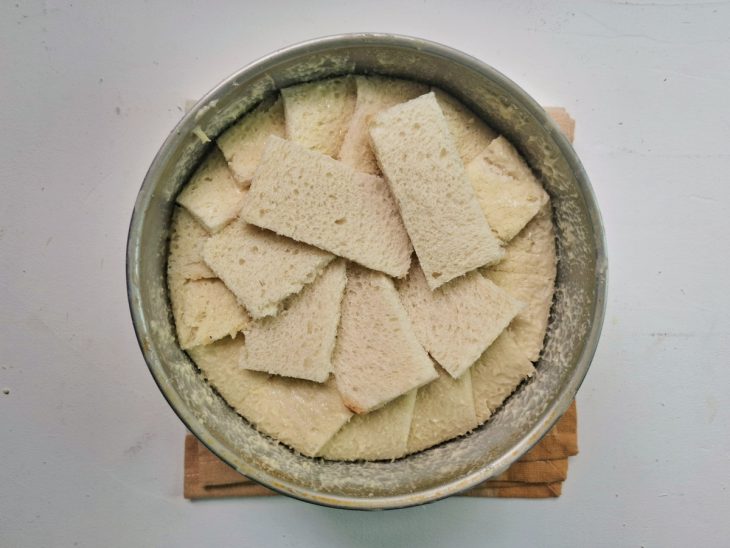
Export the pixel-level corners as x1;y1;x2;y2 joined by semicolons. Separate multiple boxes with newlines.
167;206;215;282
407;364;478;454
187;334;269;409
483;205;557;361
240;377;353;457
176;148;246;233
333;265;437;414
465;137;549;242
488;202;557;275
319;391;417;461
433;88;497;164
397;262;524;379
169;278;250;349
470;331;536;423
217;95;286;186
281;77;356;157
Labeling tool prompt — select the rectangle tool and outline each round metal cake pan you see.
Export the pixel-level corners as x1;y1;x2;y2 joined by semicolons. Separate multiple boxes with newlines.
126;33;607;510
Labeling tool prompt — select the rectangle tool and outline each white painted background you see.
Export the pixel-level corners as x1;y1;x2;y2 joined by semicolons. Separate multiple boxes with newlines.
1;1;729;546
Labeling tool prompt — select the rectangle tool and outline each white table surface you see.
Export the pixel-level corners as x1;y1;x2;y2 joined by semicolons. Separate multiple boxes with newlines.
2;1;729;546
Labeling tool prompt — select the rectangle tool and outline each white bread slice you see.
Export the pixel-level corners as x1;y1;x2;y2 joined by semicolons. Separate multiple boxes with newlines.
397;262;524;379
240;260;346;382
488;202;557;276
176;148;246;233
217;95;285;186
333;265;438;414
169;278;250;350
187;334;269;409
465;138;549;242
202;217;333;319
339;76;428;174
481;134;539;182
369;92;504;289
318;391;417;461
192;334;350;456
240;376;353;457
242;136;412;277
483;205;557;361
167;206;215;282
406;364;478;454
485;269;555;362
470;331;535;423
281;77;356;157
433;88;497;165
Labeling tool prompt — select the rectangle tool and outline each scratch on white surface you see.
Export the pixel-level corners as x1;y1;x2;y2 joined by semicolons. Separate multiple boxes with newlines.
648;332;699;338
124;432;156;457
689;194;720;203
655;69;728;84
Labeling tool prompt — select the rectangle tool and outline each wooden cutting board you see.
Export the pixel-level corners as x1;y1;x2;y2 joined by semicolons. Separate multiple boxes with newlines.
183;107;577;501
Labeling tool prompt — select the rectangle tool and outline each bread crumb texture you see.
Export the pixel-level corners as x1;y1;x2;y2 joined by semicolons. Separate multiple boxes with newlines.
484;204;557;361
176;147;246;233
167;207;216;282
282;76;356;157
432;87;497;164
319;391;417;461
169;278;250;350
170;76;557;460
471;331;536;423
407;364;478;454
465;136;549;242
217;95;286;185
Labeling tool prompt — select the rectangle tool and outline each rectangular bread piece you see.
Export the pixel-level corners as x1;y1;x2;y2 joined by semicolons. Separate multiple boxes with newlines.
397;262;524;379
176;148;246;233
407;364;478;454
202;217;333;319
318;391;417;461
333;265;438;414
242;136;412;277
216;95;286;185
483;204;557;361
470;331;536;423
339;75;429;174
167;206;216;282
169;278;250;350
369;92;504;289
281;77;356;157
240;260;347;382
433;88;497;165
465;136;549;242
